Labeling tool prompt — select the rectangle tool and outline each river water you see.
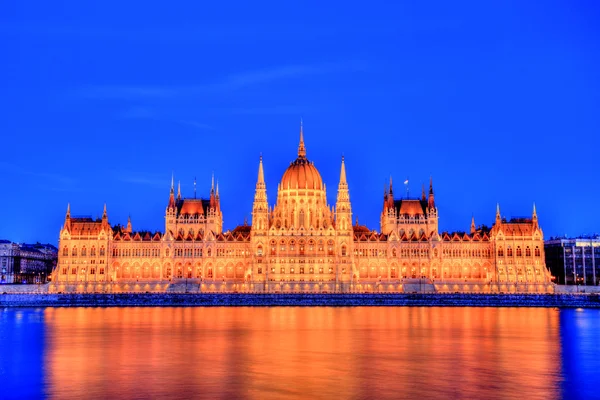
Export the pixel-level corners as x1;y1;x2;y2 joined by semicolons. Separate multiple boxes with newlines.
1;307;599;399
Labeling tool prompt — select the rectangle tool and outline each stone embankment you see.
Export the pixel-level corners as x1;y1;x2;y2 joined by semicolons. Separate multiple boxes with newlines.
1;293;600;308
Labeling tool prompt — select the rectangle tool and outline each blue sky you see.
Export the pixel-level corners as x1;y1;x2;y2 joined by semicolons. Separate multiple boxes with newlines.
1;1;599;245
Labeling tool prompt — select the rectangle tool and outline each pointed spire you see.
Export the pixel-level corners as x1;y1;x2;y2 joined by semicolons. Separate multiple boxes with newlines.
421;184;426;201
339;155;347;185
532;202;538;222
389;176;393;195
177;180;181;200
470;215;476;234
216;180;220;198
257;154;265;184
209;174;216;210
102;203;107;219
126;215;132;233
428;176;435;209
298;119;306;158
171;173;174;193
64;203;72;231
194;177;197;199
496;203;501;223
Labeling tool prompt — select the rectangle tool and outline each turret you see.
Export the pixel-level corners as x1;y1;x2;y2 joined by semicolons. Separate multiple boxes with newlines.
102;203;109;228
495;203;502;225
209;174;216;210
64;203;71;231
126;215;132;233
167;174;176;211
206;175;223;234
532;203;538;229
177;181;181;200
216;180;221;212
428;177;435;209
470;215;476;234
165;175;177;233
387;176;395;210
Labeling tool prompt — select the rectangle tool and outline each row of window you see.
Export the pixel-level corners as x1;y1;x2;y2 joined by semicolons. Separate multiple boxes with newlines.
267;266;335;275
63;246;105;257
61;267;105;275
441;249;492;258
112;248;161;257
110;248;252;258
497;246;540;257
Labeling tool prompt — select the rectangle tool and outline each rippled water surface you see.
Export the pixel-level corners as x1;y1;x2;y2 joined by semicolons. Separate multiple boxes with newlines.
1;307;599;399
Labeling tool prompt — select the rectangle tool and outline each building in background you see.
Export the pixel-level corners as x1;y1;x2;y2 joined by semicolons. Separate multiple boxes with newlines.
0;240;57;284
52;125;553;293
545;236;600;285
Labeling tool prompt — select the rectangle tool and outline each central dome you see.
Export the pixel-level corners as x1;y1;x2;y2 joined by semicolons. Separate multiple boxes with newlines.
281;157;323;190
279;123;324;190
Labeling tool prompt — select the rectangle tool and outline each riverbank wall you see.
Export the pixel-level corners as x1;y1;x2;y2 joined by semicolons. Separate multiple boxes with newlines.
2;293;600;308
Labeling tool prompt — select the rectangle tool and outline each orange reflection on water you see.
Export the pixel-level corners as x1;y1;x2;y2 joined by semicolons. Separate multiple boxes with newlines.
43;307;561;399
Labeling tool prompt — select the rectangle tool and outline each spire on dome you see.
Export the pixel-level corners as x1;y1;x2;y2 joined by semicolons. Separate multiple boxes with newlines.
298;119;306;158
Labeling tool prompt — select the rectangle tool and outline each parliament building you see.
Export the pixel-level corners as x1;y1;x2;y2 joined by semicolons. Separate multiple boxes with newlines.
51;124;553;293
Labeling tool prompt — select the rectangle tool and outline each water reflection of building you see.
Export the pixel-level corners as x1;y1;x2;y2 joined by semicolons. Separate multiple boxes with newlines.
545;237;600;285
42;308;562;399
0;240;57;283
51;124;553;292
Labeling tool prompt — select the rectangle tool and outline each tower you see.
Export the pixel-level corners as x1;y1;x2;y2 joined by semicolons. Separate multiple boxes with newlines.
426;177;439;235
251;155;269;234
335;156;352;232
165;174;177;234
206;175;223;234
380;177;397;235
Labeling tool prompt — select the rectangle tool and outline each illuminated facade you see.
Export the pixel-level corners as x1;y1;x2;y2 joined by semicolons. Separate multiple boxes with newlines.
51;124;553;293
